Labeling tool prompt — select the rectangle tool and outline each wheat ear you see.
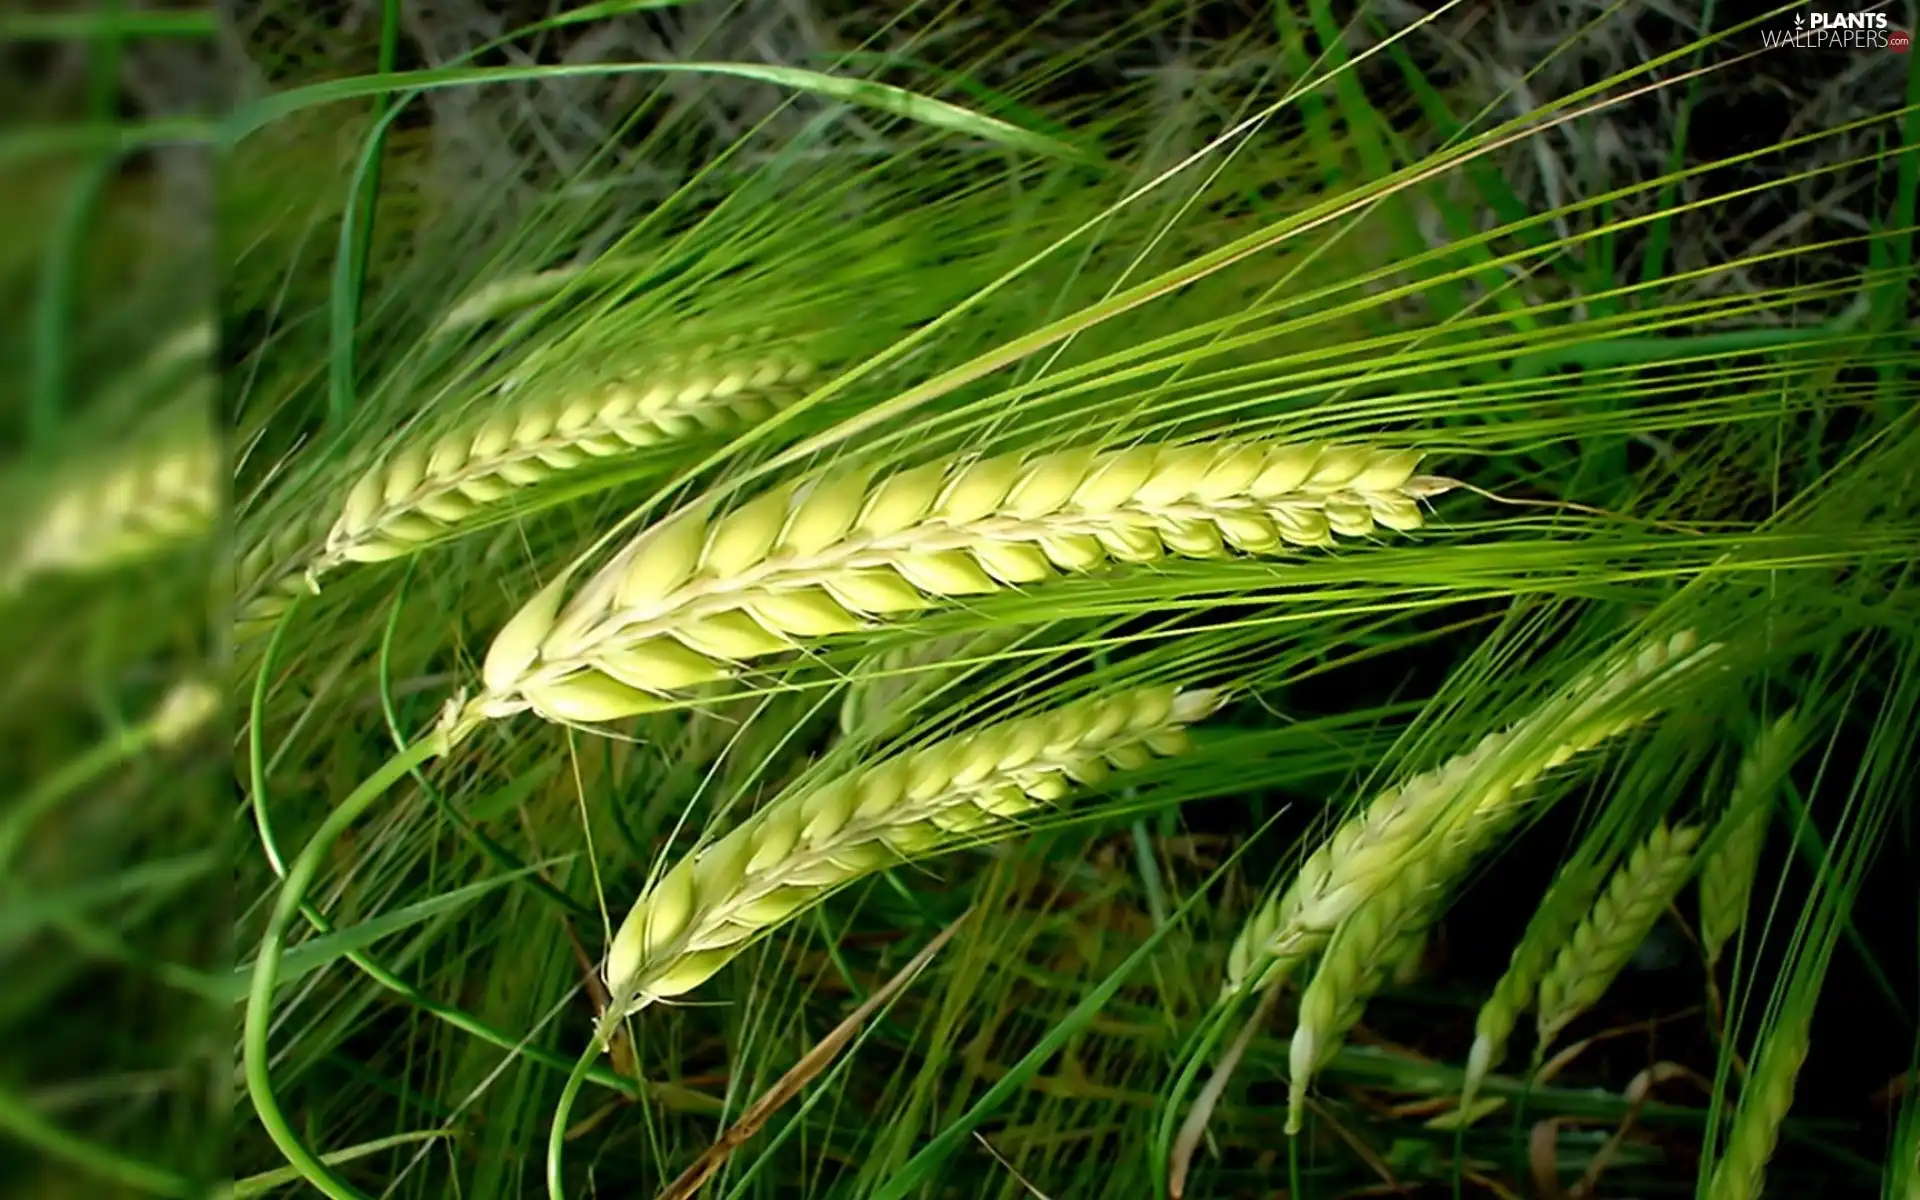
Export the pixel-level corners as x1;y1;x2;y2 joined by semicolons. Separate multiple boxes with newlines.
5;431;217;595
1535;820;1703;1049
1463;857;1608;1105
1699;710;1800;969
599;686;1220;1031
233;513;334;641
312;337;814;578
1222;630;1718;999
469;440;1450;730
1703;1011;1811;1200
1288;737;1561;1132
1287;853;1450;1133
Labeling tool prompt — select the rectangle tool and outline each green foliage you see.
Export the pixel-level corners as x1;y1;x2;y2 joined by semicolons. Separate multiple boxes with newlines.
5;3;1919;1200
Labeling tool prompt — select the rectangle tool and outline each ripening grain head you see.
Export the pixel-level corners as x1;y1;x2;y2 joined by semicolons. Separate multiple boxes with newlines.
315;334;814;577
5;430;218;596
468;439;1450;732
597;685;1220;1035
1535;819;1703;1048
1223;629;1717;1000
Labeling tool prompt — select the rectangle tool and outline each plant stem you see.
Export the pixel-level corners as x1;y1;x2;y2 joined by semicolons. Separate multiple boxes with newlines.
250;596;657;1103
242;736;446;1200
548;1042;600;1200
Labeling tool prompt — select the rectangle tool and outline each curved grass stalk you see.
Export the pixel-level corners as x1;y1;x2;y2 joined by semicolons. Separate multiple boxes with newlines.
1222;629;1717;1000
241;605;679;1146
599;685;1221;1029
243;736;448;1200
0;677;217;872
468;440;1450;731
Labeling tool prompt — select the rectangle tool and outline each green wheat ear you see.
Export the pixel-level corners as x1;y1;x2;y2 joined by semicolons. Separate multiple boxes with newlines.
1223;629;1719;1001
598;685;1221;1031
1463;856;1608;1106
469;439;1451;731
4;428;217;597
233;331;816;641
1699;709;1802;969
1535;820;1703;1050
1704;1008;1812;1200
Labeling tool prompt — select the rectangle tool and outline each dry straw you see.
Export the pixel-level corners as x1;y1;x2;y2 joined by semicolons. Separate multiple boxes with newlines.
1223;629;1719;1001
1699;710;1800;969
599;686;1219;1032
1535;819;1703;1049
467;439;1451;732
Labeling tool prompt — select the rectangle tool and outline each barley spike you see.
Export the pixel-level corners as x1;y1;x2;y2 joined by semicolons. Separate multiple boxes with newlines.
471;439;1451;729
5;430;217;596
599;686;1220;1034
1535;820;1703;1049
1224;630;1718;999
312;336;814;578
1703;1010;1811;1200
1288;745;1548;1132
1463;857;1608;1106
1288;854;1447;1133
1699;710;1800;969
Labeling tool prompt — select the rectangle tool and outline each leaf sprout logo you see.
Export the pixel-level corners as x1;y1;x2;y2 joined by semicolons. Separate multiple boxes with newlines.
1771;10;1907;50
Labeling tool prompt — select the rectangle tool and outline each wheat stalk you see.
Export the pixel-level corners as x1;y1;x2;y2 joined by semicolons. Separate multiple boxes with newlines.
598;686;1220;1032
1463;857;1608;1105
1535;820;1703;1049
1893;1089;1920;1200
312;335;814;579
1222;630;1718;999
465;439;1451;732
4;429;217;596
1699;710;1800;969
1703;1010;1811;1200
